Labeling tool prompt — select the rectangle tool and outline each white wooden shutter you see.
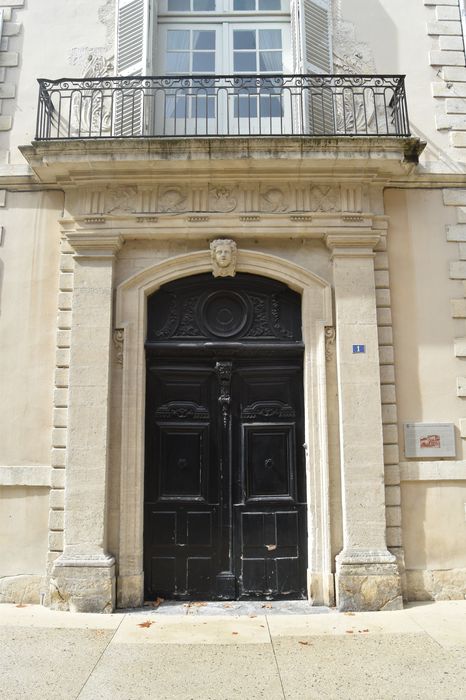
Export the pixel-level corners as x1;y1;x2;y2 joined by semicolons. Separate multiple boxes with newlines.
291;0;333;134
116;0;152;76
115;0;153;136
300;0;332;74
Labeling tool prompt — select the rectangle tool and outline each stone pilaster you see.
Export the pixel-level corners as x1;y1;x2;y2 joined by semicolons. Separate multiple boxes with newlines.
326;233;402;612
49;232;123;613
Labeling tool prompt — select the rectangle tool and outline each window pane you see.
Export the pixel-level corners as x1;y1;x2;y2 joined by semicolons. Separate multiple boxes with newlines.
191;95;215;118
260;94;283;117
167;0;190;10
234;52;257;72
166;52;190;73
259;30;282;49
259;51;282;71
234;95;258;118
165;95;187;118
259;0;280;9
234;0;255;9
167;30;190;50
193;0;215;8
193;31;216;50
193;53;215;72
233;30;256;50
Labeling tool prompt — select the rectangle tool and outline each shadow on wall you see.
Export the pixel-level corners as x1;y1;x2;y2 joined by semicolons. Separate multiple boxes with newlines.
339;0;398;74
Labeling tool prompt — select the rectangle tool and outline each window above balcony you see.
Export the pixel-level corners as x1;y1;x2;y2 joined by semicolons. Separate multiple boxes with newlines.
116;0;332;78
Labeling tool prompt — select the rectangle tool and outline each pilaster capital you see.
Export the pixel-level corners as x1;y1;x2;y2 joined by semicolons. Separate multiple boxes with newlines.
66;232;124;259
325;232;380;258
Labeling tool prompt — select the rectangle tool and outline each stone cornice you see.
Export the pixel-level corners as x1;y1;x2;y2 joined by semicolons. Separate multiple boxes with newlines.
325;233;381;256
66;232;123;258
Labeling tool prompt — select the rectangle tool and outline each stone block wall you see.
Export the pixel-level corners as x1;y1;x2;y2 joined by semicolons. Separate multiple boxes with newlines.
0;1;23;136
46;237;74;591
425;0;466;155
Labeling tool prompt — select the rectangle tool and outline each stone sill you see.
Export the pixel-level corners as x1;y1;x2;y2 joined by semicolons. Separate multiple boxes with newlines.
0;465;51;487
19;136;424;185
400;460;466;481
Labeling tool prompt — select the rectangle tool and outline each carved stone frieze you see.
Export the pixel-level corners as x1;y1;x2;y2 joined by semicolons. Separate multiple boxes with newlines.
105;187;138;214
209;185;238;212
80;182;368;217
158;186;188;213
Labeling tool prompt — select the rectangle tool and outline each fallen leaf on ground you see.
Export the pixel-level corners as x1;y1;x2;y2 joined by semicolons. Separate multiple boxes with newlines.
261;603;273;609
260;624;265;628
223;603;233;608
192;602;207;607
359;629;369;633
15;604;27;608
298;641;311;646
137;620;155;628
345;630;354;634
249;614;257;618
344;612;355;616
232;631;239;635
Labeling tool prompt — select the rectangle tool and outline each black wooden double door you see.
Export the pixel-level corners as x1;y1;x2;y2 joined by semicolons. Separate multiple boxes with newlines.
144;355;307;600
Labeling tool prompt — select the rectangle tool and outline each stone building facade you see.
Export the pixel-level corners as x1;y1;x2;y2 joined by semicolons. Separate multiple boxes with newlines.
0;0;465;612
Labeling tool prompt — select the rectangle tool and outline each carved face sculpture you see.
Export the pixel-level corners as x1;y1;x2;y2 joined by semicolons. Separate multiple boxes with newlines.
215;243;232;268
210;239;237;277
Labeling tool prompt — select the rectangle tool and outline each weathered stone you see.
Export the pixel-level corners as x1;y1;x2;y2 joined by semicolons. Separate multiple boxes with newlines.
49;560;115;613
406;568;466;601
0;574;42;604
336;561;403;612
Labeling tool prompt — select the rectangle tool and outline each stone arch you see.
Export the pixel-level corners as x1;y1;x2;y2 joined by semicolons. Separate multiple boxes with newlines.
114;249;334;608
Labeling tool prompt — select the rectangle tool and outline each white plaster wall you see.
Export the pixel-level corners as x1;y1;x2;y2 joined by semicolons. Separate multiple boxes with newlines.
2;0;111;164
386;188;465;458
387;187;466;593
401;481;466;570
339;0;455;170
0;486;49;577
0;191;63;465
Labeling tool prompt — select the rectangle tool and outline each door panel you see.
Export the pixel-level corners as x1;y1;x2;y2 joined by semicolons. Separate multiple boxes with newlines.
144;274;306;601
145;362;221;599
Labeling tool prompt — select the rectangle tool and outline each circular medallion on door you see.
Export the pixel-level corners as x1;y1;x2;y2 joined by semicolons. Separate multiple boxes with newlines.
201;291;249;338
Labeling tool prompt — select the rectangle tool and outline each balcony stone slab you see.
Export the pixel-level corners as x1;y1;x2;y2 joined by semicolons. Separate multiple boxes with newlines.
20;136;424;186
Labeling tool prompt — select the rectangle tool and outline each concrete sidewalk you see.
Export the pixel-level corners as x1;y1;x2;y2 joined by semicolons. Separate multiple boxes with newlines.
1;600;466;699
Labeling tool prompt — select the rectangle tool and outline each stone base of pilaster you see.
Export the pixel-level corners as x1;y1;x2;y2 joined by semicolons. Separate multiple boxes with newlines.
116;573;144;609
308;570;335;607
49;555;116;613
336;550;403;612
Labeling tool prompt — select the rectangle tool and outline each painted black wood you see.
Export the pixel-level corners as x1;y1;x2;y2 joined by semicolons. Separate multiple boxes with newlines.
144;274;307;600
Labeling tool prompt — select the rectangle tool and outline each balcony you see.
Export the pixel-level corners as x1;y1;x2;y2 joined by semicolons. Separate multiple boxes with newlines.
35;74;410;140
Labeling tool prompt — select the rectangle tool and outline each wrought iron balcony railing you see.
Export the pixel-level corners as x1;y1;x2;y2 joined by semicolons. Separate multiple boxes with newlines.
35;74;410;141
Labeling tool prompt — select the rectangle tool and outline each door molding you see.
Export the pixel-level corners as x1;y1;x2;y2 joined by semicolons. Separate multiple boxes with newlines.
114;248;333;607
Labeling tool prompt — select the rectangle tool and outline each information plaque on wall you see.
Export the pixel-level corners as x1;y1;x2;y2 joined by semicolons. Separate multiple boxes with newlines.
404;423;456;458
